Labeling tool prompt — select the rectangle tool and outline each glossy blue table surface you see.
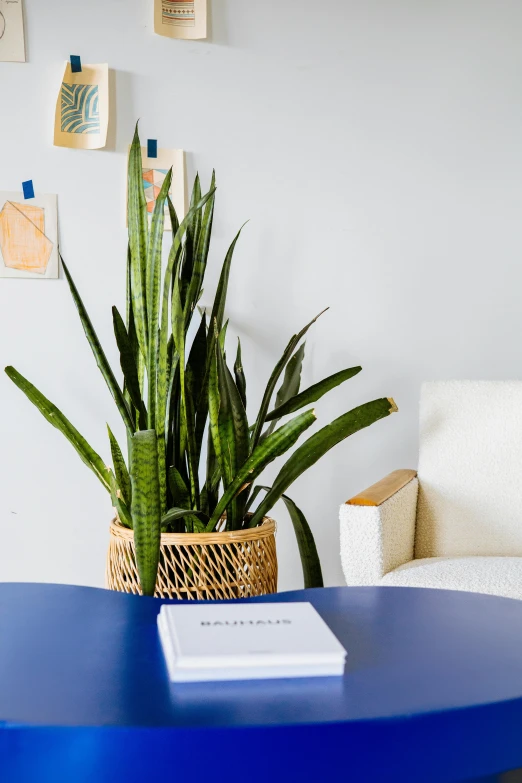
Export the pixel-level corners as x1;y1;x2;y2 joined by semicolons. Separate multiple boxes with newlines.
1;583;522;782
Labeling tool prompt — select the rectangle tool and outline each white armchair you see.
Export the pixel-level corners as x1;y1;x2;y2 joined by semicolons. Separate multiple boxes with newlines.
340;381;522;600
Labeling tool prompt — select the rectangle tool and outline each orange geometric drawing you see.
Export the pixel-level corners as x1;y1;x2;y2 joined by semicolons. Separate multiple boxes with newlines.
143;168;170;214
0;201;53;275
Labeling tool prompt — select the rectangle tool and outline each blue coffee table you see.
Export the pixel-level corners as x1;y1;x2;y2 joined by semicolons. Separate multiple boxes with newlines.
0;583;522;782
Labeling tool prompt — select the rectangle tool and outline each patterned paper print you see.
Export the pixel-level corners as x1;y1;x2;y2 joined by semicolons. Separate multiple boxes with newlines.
162;1;195;27
54;62;108;150
154;0;206;40
0;192;58;279
60;84;100;134
143;167;170;214
0;0;25;62
127;146;187;230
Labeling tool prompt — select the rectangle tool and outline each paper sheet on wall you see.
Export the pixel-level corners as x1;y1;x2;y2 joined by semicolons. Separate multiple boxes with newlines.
0;192;59;279
0;0;26;62
127;146;187;230
54;62;109;150
154;0;207;40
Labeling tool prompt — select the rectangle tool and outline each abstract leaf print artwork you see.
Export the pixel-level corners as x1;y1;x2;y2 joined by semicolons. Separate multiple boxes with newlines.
0;0;25;62
0;192;59;279
154;0;206;40
60;84;100;135
54;62;109;150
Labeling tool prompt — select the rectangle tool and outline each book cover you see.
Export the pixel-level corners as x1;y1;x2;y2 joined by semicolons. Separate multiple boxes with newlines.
158;602;347;682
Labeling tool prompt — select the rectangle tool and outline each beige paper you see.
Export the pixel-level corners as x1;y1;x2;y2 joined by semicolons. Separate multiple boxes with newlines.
0;191;59;279
128;146;187;230
0;0;25;62
54;62;109;150
154;0;207;40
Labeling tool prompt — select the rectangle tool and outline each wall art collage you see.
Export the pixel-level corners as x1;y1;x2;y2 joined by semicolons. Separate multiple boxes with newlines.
0;0;202;279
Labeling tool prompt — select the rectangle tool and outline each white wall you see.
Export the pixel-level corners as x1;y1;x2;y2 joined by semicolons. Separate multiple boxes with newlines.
2;0;522;592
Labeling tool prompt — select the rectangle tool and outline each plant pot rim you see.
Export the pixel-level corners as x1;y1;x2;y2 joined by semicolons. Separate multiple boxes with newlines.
110;515;276;544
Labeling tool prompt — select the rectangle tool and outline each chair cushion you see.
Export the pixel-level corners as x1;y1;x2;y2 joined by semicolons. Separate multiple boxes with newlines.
381;557;522;600
416;381;522;558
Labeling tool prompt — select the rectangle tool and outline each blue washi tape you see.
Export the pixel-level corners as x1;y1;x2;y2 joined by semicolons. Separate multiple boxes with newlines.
70;55;82;73
147;139;158;158
22;180;35;200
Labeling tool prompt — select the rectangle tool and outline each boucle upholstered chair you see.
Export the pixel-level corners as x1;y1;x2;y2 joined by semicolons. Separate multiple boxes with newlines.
340;381;522;600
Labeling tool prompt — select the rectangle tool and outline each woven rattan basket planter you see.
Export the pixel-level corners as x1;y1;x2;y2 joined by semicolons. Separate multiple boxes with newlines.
106;517;278;599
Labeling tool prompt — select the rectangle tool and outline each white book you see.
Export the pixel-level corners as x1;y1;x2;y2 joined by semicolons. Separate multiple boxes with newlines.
158;602;347;682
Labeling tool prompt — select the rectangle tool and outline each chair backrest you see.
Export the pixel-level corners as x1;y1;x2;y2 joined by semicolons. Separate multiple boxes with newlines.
416;380;522;558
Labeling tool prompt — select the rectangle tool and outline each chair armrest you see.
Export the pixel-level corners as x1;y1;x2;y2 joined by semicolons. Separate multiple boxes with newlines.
340;470;418;585
346;469;418;506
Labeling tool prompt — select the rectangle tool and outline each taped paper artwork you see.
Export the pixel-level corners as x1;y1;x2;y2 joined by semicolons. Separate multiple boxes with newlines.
127;147;187;230
54;62;109;150
143;168;169;214
0;192;59;279
154;0;206;40
0;0;25;62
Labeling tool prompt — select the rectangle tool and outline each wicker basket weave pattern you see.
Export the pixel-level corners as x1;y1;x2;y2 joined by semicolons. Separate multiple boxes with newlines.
106;517;278;599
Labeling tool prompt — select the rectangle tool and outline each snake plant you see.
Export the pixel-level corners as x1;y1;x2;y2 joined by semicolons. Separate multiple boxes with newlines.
5;125;397;596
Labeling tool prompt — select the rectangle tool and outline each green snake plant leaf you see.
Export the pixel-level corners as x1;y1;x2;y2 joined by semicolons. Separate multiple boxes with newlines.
190;174;203;243
160;507;208;532
146;167;173;431
61;259;134;435
214;327;250;529
157;188;216;433
184;173;215;329
184;382;199;504
207;322;243;515
219;320;229;354
130;429;161;596
208;338;224;488
172;271;199;505
250;397;398;527
250;309;328;452
252;487;324;588
127;124;149;363
156;188;215;510
234;338;247;409
208;224;246;345
275;344;305;408
187;313;207;398
112;306;146;428
168;466;191;509
206;409;317;532
190;173;202;242
281;493;324;588
145;169;173;511
165;351;180;448
113;498;132;529
107;424;132;507
187;314;209;459
265;366;363;422
107;468;133;529
201;430;220;518
5;366;111;493
264;343;305;438
180;174;201;306
194;225;246;456
167;195;179;235
124;249;143;428
125;244;132;331
245;483;265;513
